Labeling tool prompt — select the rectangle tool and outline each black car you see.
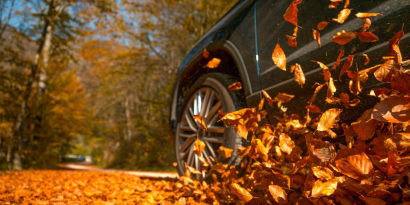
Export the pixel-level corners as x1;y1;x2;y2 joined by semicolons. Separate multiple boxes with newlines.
169;0;410;179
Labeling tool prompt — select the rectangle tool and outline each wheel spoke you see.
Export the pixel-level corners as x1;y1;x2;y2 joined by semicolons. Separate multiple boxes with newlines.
180;126;195;132
179;136;195;153
205;91;215;118
204;140;217;159
179;133;196;138
204;136;224;144
184;111;198;131
205;101;221;122
200;89;211;116
202;149;213;166
187;144;194;167
207;126;225;134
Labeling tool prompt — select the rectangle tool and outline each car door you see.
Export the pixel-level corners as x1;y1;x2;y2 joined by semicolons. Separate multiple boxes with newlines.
255;0;410;123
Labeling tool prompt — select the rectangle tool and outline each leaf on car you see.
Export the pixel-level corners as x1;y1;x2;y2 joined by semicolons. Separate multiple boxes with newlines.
272;41;287;71
332;30;356;45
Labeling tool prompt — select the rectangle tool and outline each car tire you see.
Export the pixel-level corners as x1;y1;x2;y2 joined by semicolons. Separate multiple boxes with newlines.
174;73;245;180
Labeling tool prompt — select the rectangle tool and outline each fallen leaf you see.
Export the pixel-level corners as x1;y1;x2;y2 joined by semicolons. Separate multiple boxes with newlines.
317;21;329;30
228;82;242;91
317;108;343;131
306;105;321;113
311;179;338;198
358;32;379;43
363;54;370;65
203;48;209;58
262;90;276;107
285;35;297;47
310;139;336;162
351;109;378;140
361;18;371;32
311;166;334;180
355;12;383;19
332;49;345;70
313;29;321;48
193;139;205;156
344;0;350;8
272;42;287;71
198;156;209;170
283;0;302;26
279;133;295;155
187;165;202;175
349;69;362;95
274;93;294;107
335;152;374;180
374;60;395;82
206;58;221;68
388;29;404;55
193;115;207;131
360;196;386;205
312;60;330;81
269;185;288;204
230;183;253;202
391;69;410;94
332;30;356;45
327;77;337;98
372;96;410;123
339;55;354;80
219;108;255;121
292;63;305;87
333;9;351;24
217;146;233;158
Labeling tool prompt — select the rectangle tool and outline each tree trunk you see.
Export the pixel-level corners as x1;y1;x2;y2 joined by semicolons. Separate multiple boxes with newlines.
125;95;132;141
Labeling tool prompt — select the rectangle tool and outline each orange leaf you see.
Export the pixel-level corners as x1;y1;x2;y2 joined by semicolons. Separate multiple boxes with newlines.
228;82;242;91
335;152;374;180
283;0;302;26
217;146;234;158
374;60;395;82
388;29;404;55
285;35;297;47
317;108;342;131
332;30;356;45
311;179;338;198
348;69;362;95
269;185;287;204
311;166;334;180
372;96;410;123
306;105;321;113
363;54;370;65
272;42;287;71
332;49;345;70
219;108;255;121
312;61;330;81
361;18;371;32
359;196;386;205
310;139;336;162
187;165;202;175
291;63;305;87
279;133;295;155
344;0;350;8
193;115;207;131
313;29;321;48
391;70;410;94
235;124;248;139
357;32;379;43
317;21;329;30
355;12;382;19
193;139;205;156
332;9;351;24
203;48;209;58
351;109;378;140
339;55;354;80
274;93;294;107
262;90;276;107
327;77;337;98
230;183;253;202
198;156;209;171
206;58;221;68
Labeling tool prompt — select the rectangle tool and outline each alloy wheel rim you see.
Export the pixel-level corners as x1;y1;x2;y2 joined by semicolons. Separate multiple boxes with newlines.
176;87;226;180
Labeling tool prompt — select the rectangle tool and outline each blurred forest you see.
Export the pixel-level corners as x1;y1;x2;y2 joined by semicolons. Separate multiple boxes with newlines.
0;0;236;170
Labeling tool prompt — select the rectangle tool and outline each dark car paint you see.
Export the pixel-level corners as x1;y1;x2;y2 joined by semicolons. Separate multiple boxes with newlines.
170;0;410;138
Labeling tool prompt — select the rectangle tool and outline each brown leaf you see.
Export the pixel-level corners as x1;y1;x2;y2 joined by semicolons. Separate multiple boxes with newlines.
309;83;327;104
193;115;207;131
285;35;297;47
374;60;395;82
339;55;354;80
349;69;362;95
332;30;356;45
292;63;305;87
279;133;295;155
355;12;383;19
358;32;379;43
317;108;343;131
313;29;321;48
363;54;370;65
391;70;410;94
332;49;345;70
228;82;242;91
311;179;338;198
317;21;329;30
311;166;334;180
372;96;410;123
360;196;386;205
310;139;336;162
193;139;205;156
262;90;275;107
203;48;209;58
332;9;351;24
198;156;209;171
283;0;302;26
351;109;378;140
388;29;404;55
217;146;234;158
361;18;371;32
274;93;294;107
313;60;330;81
335;152;374;180
269;185;288;204
219;108;255;121
272;42;287;71
206;58;221;68
230;183;253;202
306;105;321;113
327;77;337;98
